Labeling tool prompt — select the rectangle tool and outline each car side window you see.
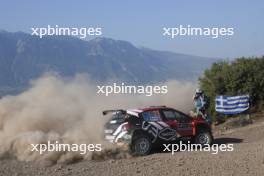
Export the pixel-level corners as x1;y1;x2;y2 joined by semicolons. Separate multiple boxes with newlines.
162;109;189;121
174;111;191;121
142;110;161;122
162;110;177;120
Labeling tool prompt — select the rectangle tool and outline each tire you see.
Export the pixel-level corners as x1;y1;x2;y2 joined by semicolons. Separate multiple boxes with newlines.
131;134;152;156
195;130;213;146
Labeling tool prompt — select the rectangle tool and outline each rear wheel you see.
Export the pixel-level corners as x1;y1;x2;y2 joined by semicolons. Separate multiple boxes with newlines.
131;135;152;156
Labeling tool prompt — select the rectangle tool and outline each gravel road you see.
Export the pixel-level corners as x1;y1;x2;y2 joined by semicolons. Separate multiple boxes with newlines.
1;121;264;176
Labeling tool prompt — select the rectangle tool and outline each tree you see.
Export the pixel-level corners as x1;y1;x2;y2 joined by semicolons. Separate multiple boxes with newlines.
199;56;264;120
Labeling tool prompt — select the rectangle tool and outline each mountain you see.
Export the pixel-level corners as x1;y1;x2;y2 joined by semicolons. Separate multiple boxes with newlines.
0;31;218;95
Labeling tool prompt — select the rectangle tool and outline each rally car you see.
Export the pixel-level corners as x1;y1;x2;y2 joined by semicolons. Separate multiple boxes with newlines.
103;106;213;155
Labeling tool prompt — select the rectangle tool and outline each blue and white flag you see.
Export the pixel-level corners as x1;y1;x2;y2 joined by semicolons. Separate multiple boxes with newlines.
215;95;250;115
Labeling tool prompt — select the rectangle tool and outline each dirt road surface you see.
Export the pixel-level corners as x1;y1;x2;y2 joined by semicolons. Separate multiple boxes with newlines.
1;121;264;176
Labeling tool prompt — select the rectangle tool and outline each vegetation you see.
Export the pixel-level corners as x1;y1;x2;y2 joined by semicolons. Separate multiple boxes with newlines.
199;56;264;120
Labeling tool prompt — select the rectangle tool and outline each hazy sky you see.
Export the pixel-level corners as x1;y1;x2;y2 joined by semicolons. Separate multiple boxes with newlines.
0;0;263;58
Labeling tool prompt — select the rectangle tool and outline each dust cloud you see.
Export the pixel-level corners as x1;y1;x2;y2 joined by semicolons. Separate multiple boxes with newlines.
0;73;195;164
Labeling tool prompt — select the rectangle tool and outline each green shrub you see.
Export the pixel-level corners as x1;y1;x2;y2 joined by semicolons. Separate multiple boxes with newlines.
199;56;264;120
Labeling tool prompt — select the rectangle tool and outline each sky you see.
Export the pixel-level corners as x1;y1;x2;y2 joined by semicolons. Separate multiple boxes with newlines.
0;0;263;58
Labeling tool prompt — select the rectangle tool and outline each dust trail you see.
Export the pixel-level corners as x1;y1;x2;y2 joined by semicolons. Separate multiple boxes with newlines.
0;73;195;164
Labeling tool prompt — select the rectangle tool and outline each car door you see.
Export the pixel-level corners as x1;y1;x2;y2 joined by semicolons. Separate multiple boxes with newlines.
160;109;178;128
161;109;193;136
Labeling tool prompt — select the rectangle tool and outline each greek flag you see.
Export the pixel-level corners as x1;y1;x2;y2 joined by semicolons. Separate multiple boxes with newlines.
215;95;249;115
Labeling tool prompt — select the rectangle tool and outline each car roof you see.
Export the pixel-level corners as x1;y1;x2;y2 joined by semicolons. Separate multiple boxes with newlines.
140;106;172;111
126;106;174;117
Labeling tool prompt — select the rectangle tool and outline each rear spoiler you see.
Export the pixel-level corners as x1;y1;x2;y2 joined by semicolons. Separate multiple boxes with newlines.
102;109;126;116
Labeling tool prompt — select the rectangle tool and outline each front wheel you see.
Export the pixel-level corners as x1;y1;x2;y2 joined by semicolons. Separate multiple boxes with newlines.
195;131;213;146
130;135;152;156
